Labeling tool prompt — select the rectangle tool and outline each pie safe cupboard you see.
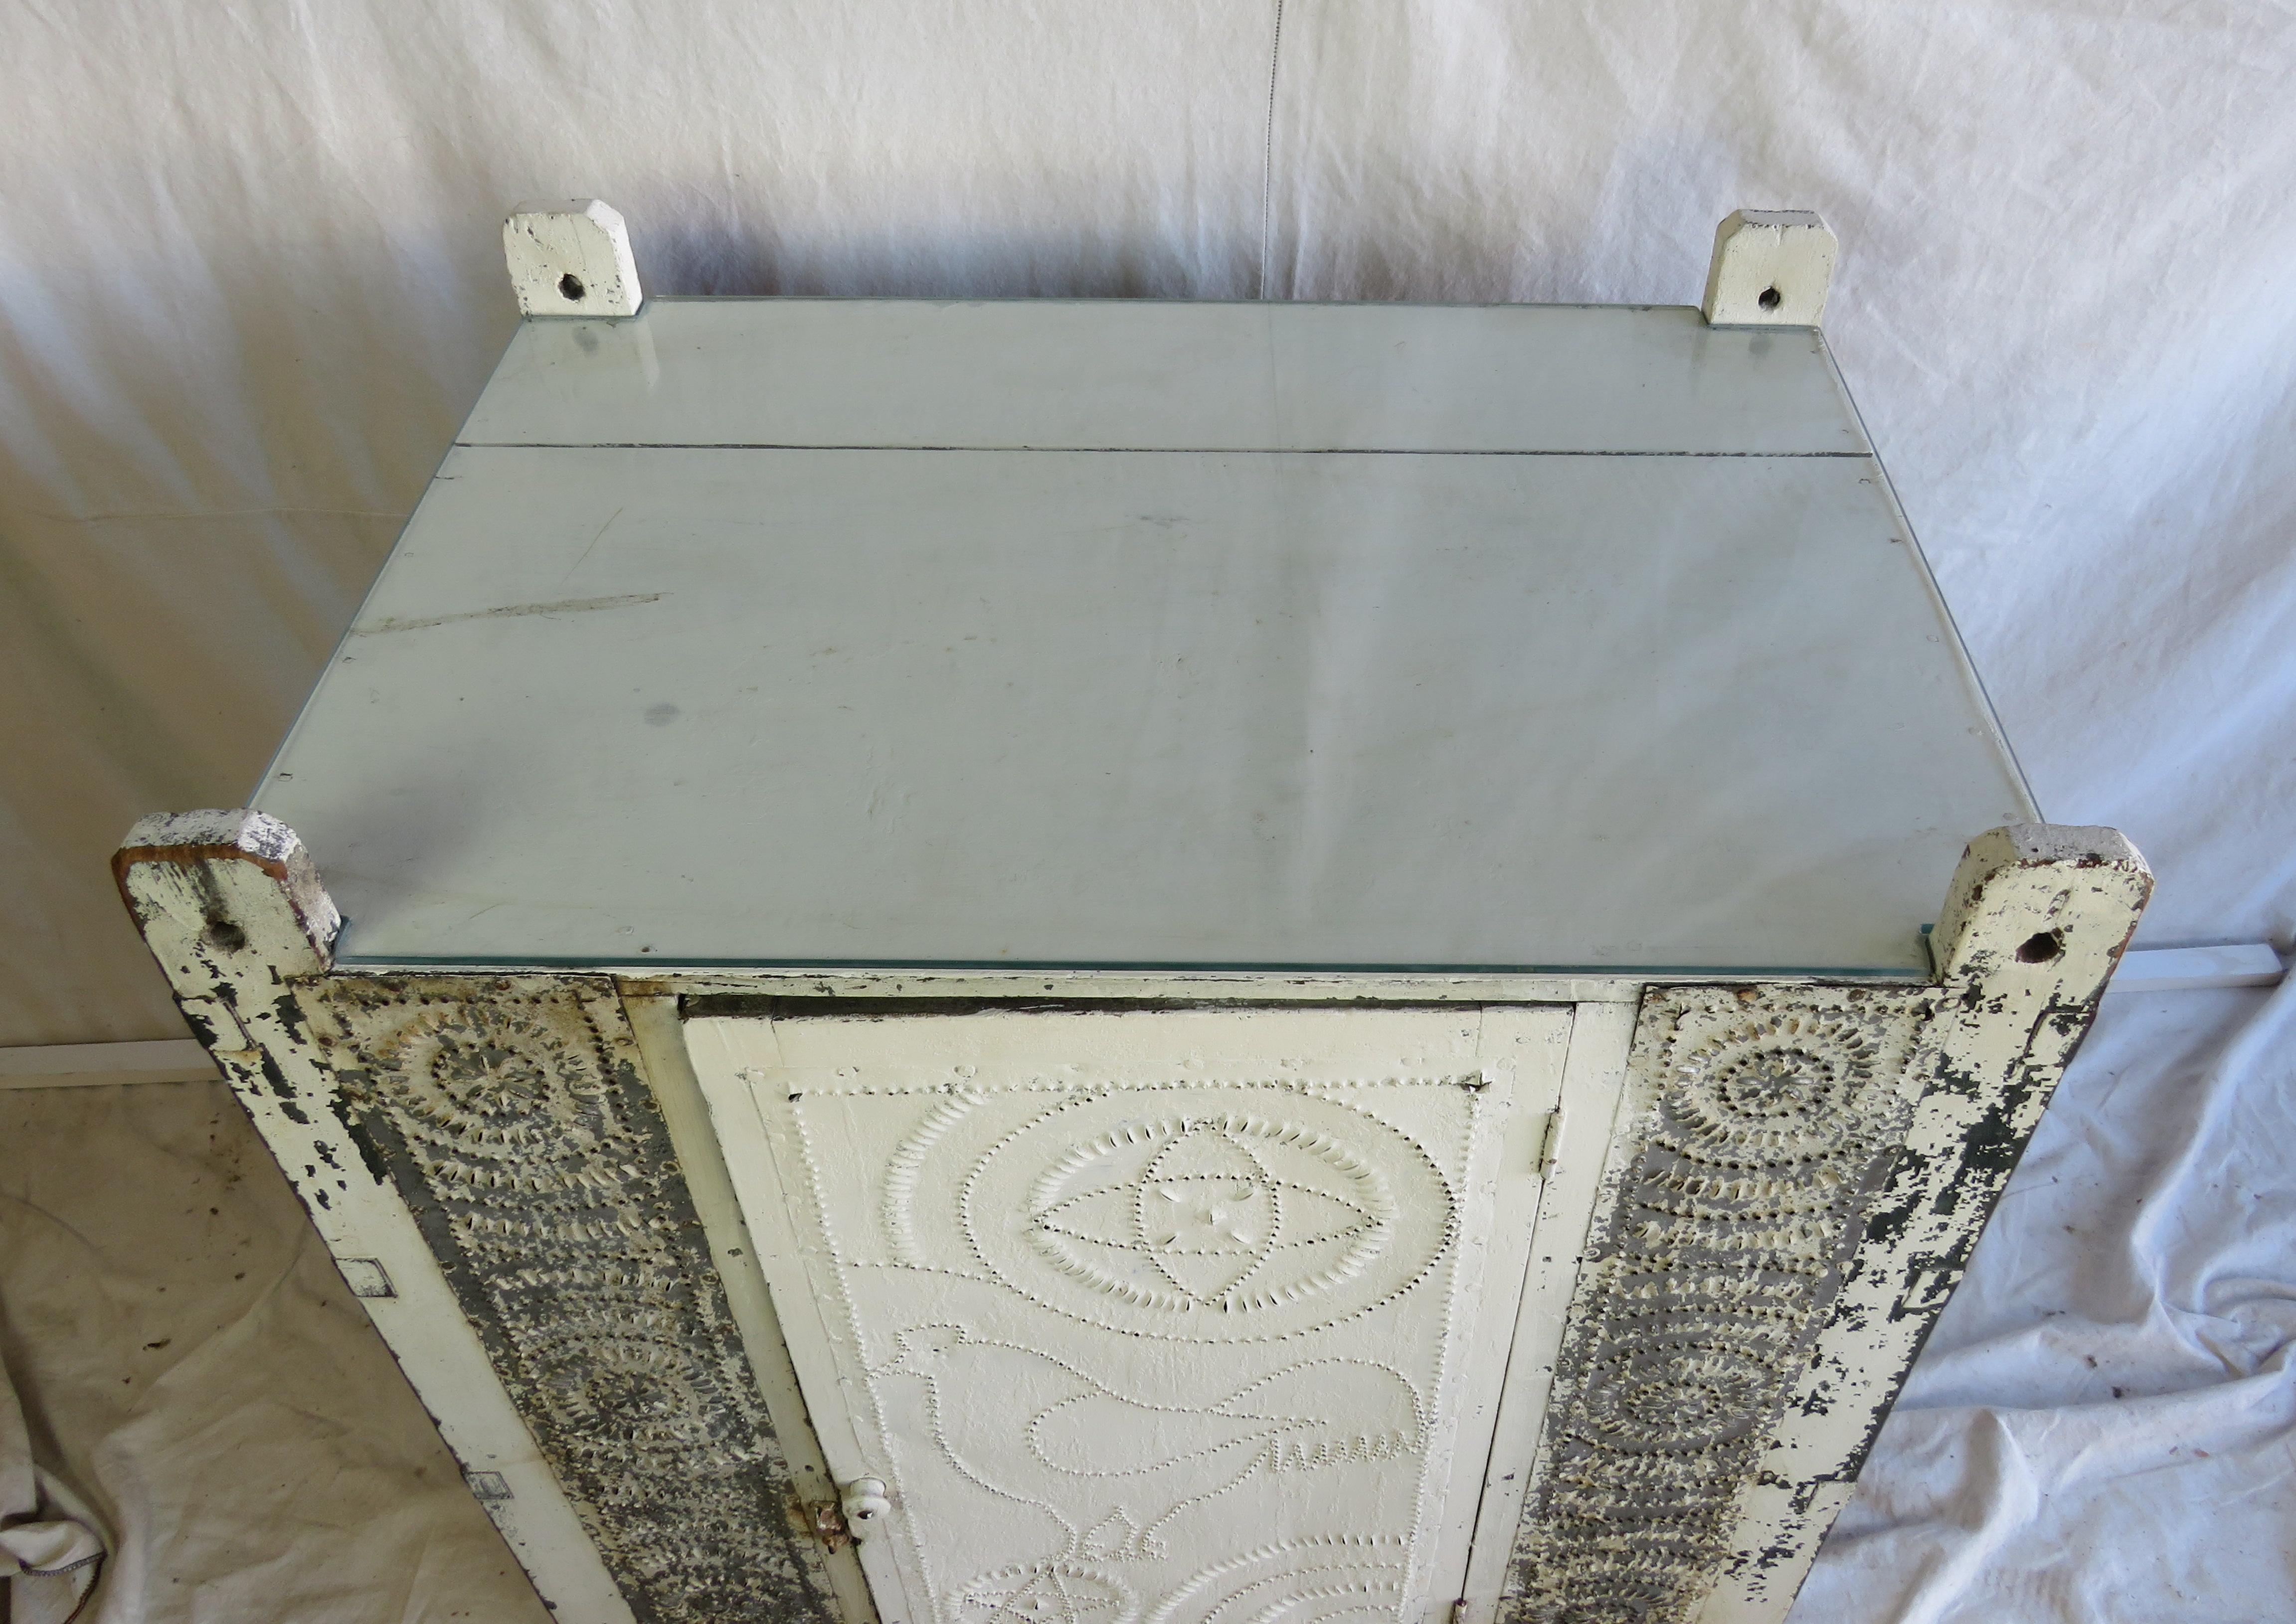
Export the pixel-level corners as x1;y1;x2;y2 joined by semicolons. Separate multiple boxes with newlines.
118;204;2150;1624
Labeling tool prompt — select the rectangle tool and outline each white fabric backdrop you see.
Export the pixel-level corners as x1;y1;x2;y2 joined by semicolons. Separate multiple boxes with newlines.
2;1;2290;1619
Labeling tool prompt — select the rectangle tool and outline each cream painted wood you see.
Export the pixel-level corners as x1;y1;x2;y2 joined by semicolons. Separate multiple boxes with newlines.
1454;1000;1637;1624
1700;211;1837;328
110;813;635;1624
503;200;643;318
1688;826;2153;1623
114;807;2149;1624
112;216;2156;1624
687;1006;1583;1624
620;994;882;1624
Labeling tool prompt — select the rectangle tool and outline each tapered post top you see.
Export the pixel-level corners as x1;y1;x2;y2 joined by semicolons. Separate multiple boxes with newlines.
1702;209;1838;328
1930;822;2152;985
504;198;643;319
116;809;340;982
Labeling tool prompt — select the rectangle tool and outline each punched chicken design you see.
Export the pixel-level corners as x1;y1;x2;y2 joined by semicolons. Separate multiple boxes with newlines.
807;1081;1477;1624
882;1326;1425;1562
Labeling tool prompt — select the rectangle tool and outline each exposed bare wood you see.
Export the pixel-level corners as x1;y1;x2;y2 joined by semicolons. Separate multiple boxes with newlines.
1695;825;2151;1622
116;799;2144;1624
116;814;636;1624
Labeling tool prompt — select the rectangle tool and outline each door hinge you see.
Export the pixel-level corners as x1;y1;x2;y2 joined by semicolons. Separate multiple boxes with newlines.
804;1474;891;1551
1533;1109;1562;1178
805;1498;852;1552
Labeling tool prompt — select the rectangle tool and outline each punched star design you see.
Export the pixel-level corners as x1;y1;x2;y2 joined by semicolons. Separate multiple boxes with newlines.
1030;1120;1386;1307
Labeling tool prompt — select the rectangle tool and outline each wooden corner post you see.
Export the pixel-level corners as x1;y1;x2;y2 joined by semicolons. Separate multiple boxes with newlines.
116;812;642;1623
1701;210;1838;327
116;807;338;982
503;199;643;318
1503;824;2149;1624
114;811;851;1624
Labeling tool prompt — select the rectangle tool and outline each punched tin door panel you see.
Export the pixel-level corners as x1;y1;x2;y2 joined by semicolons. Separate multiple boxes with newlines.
686;1005;1604;1624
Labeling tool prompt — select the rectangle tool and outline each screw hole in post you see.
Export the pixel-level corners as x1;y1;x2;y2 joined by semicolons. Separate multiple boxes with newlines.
2015;930;2064;965
557;272;585;302
1757;286;1782;311
203;919;248;954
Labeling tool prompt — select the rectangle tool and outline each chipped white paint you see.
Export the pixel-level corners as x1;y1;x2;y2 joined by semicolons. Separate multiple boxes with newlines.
113;813;635;1624
117;809;341;962
620;993;883;1624
1701;210;1838;327
503;199;643;318
1505;984;1939;1623
103;223;2157;1624
318;978;841;1621
1691;825;2151;1624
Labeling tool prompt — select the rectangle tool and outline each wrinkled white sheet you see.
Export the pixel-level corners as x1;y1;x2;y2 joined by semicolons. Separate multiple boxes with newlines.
0;1335;105;1624
1803;982;2296;1622
0;1082;549;1624
1;0;2291;1619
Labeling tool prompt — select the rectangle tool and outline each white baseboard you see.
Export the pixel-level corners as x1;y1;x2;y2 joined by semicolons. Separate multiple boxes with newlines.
0;1038;221;1089
2113;943;2287;993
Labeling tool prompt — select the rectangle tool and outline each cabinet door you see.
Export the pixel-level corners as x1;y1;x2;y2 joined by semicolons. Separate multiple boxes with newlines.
687;1006;1587;1624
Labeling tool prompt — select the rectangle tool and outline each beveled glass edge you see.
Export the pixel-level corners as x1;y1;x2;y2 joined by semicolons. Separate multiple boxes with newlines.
1812;331;2042;823
636;295;1704;313
245;330;539;808
328;949;1933;982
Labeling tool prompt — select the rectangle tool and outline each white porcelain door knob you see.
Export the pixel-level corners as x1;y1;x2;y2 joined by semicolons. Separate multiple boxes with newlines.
840;1476;891;1534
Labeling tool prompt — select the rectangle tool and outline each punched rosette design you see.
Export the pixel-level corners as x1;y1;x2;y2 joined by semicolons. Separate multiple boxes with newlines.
325;980;836;1624
1504;988;1935;1624
113;802;2151;1624
1023;1113;1404;1316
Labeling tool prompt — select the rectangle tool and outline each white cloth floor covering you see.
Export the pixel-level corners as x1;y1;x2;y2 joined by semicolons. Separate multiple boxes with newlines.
1802;982;2296;1622
0;1082;549;1624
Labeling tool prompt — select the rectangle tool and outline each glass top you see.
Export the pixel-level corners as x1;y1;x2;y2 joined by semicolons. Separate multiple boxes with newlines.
254;299;2033;975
